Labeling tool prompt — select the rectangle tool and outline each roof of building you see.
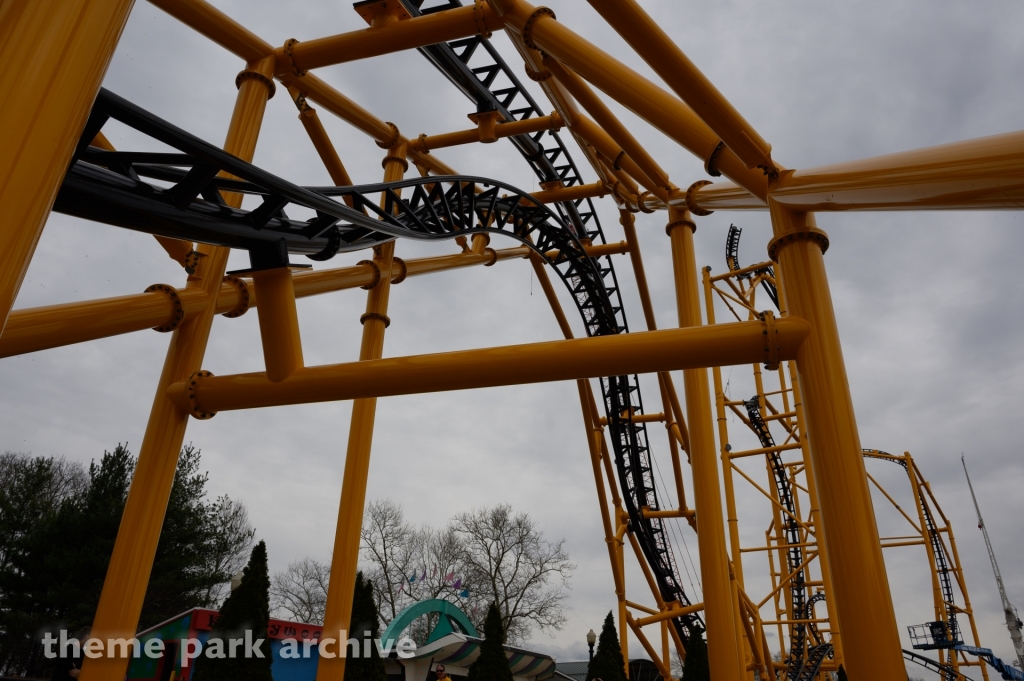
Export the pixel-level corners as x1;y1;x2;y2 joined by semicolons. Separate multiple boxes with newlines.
555;659;663;681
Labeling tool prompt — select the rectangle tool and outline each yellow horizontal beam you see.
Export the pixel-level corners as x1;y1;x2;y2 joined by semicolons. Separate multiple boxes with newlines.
280;4;498;73
147;0;273;62
642;508;694;520
727;442;803;459
684;128;1024;212
409;113;563;153
633;602;705;628
0;247;529;358
586;0;775;173
598;411;665;425
166;317;810;415
531;181;609;204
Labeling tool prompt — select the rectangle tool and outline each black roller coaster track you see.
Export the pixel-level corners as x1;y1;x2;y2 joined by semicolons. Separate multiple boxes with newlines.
397;0;703;644
57;89;703;641
864;449;964;681
726;224;779;309
903;649;975;681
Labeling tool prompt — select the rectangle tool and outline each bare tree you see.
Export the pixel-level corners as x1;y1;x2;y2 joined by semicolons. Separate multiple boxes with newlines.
453;505;574;643
271;557;331;624
358;500;575;644
204;495;256;605
360;499;421;623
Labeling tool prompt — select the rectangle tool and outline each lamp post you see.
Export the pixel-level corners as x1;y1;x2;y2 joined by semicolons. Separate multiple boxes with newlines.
587;629;597;662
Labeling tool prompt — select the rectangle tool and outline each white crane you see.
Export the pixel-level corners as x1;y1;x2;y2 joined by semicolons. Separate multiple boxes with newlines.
963;455;1024;671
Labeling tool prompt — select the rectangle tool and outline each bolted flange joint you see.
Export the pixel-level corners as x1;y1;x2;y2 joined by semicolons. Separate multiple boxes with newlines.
235;70;276;99
685;180;714;216
221;276;251;318
390;257;408;284
521;7;555;50
759;309;780;371
145;284;184;332
357;260;381;290
186;370;217;420
767;226;830;263
360;312;391;328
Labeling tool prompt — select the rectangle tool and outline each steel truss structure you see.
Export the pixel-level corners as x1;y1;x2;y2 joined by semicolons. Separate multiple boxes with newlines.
2;1;1023;680
705;230;992;679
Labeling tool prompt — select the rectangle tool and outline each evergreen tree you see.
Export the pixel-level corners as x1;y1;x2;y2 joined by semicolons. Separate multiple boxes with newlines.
0;445;255;678
680;626;710;681
467;603;512;681
193;541;273;681
586;612;626;681
345;572;386;681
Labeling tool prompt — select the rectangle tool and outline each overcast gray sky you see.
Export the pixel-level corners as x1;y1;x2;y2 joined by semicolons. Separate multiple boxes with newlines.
4;0;1024;673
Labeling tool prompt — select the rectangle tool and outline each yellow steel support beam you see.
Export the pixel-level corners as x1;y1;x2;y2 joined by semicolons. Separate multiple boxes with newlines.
542;56;671;191
0;0;136;333
147;0;273;61
571;114;670;203
251;267;304;381
685;128;1024;212
166;317;810;415
789;361;844;665
278;3;498;73
409;112;563;152
531;181;609;204
280;71;457;178
317;142;407;681
79;55;275;681
487;0;769;201
767;201;903;679
585;0;776;174
634;602;705;628
6;244;646;359
666;208;745;681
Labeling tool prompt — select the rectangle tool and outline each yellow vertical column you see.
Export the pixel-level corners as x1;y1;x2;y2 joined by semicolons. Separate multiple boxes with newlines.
767;200;903;679
787;361;844;665
79;55;276;681
317;142;407;681
702;267;745;589
665;208;744;681
252;266;304;381
0;0;136;331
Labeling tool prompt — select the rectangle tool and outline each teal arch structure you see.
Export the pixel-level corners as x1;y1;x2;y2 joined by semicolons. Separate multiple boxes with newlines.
380;599;479;647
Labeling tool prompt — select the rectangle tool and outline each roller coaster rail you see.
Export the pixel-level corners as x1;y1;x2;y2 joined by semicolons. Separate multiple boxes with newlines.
62;87;703;644
398;0;703;645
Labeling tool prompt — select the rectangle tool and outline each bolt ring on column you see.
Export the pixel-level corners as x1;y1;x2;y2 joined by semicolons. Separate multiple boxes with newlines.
144;284;184;332
186;370;217;420
359;312;391;328
665;218;696;236
767;227;830;263
220;275;251;318
381;154;409;172
235;70;276;99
